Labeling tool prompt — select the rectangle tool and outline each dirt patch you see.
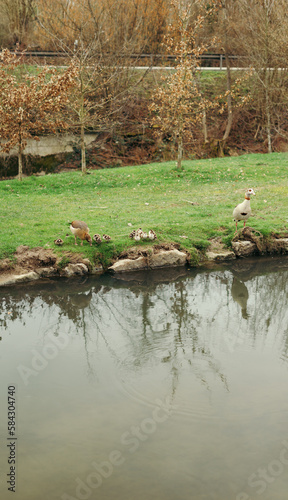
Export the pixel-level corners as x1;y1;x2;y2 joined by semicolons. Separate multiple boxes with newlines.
0;258;16;274
207;236;228;253
0;246;58;284
206;236;236;262
15;245;57;269
0;246;92;283
232;228;288;255
270;231;288;239
232;227;265;253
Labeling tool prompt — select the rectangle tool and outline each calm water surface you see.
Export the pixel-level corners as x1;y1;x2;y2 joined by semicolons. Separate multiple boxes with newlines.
1;257;288;500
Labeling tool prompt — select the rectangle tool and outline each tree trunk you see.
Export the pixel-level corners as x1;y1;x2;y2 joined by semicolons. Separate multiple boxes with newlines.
202;108;208;143
223;52;233;141
79;70;87;175
222;2;233;142
264;4;272;154
196;74;208;143
80;122;86;174
265;71;272;154
18;140;23;181
177;133;183;169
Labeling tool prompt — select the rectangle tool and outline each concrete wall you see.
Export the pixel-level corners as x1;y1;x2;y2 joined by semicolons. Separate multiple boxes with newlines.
0;134;97;157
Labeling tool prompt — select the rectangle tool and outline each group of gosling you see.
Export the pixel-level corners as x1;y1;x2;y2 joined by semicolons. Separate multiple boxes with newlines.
54;221;157;247
54;221;111;247
54;188;255;247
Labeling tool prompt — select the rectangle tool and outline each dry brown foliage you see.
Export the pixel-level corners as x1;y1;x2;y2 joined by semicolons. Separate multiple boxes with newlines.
0;48;78;179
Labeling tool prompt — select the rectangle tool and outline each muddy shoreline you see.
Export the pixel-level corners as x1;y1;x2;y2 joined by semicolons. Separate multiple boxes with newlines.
1;229;288;287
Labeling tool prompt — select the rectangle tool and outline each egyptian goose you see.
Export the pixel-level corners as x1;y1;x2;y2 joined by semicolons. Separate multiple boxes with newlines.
70;220;92;246
102;234;111;242
134;230;142;241
54;238;63;246
233;188;255;231
93;234;102;244
148;230;157;240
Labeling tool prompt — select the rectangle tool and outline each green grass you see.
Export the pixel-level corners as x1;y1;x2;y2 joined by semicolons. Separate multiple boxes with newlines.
1;152;288;267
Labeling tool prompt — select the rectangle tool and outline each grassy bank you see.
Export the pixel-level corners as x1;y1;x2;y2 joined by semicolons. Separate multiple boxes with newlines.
1;152;288;268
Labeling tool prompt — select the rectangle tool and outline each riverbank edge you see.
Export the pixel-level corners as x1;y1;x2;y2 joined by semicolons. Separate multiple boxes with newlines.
1;230;288;287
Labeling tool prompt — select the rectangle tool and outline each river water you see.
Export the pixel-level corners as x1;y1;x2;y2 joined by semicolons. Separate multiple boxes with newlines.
1;257;288;500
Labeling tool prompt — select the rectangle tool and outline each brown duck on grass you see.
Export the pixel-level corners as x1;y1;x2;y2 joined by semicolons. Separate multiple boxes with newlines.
69;220;92;246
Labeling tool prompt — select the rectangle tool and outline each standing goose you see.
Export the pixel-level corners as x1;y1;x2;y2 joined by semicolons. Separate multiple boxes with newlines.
233;188;255;231
70;220;92;246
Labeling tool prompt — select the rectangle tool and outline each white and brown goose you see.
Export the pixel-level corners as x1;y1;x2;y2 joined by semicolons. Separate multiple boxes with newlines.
233;188;255;231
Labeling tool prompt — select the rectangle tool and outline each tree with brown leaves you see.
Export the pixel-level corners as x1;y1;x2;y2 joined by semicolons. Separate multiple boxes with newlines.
0;49;78;180
149;0;221;169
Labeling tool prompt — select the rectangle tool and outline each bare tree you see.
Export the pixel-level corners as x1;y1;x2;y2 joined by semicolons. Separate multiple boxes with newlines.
35;0;159;173
197;0;251;155
219;0;235;142
34;0;170;55
237;0;288;153
0;0;36;46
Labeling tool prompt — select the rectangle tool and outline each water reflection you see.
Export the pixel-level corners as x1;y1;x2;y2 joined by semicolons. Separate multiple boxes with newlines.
231;277;249;319
1;259;288;393
1;257;288;500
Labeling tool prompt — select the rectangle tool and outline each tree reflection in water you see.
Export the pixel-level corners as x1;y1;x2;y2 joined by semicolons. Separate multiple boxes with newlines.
1;257;288;398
